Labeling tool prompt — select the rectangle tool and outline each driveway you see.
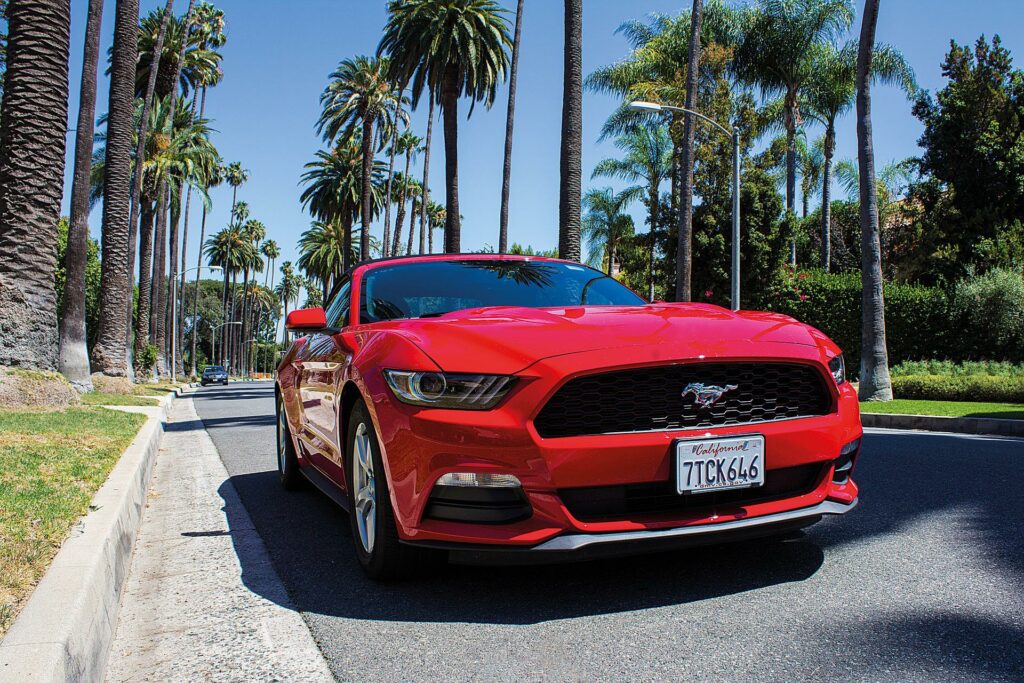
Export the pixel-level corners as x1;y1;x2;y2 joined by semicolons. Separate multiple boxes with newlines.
194;381;1024;682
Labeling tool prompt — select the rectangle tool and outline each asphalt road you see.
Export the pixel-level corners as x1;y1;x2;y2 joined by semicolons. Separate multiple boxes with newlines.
194;381;1024;682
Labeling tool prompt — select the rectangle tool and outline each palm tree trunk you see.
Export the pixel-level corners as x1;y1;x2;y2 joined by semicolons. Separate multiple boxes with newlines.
648;187;659;300
92;0;139;377
856;0;892;402
151;184;169;378
440;75;462;253
219;268;229;365
822;126;835;272
360;116;374;261
227;269;238;373
174;4;199;374
133;197;155;372
420;94;435;254
382;102;401;258
60;0;103;390
498;0;525;254
418;193;426;255
166;191;182;375
342;214;353;272
127;0;173;345
407;199;417;256
393;150;412;256
188;203;208;378
675;0;702;302
558;0;582;262
785;91;798;266
239;268;250;375
0;0;71;372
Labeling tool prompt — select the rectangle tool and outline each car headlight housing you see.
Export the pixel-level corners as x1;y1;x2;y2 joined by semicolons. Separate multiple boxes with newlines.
828;354;846;385
383;370;517;410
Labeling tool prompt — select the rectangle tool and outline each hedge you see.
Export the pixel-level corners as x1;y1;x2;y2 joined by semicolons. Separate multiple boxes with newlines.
890;375;1024;403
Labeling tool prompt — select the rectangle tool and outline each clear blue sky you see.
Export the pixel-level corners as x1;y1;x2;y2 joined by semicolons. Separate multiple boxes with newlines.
62;0;1024;276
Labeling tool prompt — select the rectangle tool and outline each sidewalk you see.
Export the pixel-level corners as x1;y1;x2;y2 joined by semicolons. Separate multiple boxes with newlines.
105;397;332;682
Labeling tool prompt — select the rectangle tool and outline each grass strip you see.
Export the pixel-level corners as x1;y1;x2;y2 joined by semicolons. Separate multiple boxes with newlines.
861;399;1024;420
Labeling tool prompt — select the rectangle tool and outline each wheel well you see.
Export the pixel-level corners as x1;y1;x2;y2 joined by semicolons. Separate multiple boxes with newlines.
338;382;363;463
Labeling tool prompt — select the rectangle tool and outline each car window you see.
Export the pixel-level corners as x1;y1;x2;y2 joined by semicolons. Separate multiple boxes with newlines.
324;279;352;329
359;260;646;323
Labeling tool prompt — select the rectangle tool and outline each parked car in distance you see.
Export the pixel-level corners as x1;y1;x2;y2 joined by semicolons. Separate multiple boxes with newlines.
201;365;229;386
275;254;862;579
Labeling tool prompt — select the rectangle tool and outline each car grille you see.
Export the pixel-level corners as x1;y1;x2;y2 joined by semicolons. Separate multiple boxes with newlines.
559;463;826;522
533;362;833;438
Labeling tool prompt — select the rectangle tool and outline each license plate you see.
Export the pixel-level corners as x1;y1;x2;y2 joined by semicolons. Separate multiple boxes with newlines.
675;435;765;494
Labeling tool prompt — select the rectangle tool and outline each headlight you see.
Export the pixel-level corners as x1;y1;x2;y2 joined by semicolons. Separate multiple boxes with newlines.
383;370;517;409
828;354;845;385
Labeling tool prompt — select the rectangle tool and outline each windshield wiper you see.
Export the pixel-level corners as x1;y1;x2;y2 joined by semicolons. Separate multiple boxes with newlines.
418;310;459;318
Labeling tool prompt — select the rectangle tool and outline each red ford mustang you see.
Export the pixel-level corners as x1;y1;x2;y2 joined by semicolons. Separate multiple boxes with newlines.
275;254;861;578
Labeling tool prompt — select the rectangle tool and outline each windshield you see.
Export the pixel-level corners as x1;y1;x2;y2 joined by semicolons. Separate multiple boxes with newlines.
359;259;646;323
204;366;224;372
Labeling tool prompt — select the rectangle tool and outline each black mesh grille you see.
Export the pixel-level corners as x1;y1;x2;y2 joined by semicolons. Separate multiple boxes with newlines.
559;463;826;522
534;362;832;438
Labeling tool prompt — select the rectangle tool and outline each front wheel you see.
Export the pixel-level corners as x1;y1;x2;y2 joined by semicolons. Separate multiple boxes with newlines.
276;392;303;490
346;399;444;580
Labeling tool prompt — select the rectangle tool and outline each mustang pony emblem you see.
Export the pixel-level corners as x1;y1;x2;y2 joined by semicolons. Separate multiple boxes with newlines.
682;382;739;409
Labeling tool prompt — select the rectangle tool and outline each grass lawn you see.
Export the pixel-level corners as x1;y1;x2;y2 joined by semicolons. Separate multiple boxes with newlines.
0;407;146;637
79;392;161;406
860;399;1024;420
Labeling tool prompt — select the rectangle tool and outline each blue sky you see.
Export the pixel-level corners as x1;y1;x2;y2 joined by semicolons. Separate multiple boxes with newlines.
62;0;1024;277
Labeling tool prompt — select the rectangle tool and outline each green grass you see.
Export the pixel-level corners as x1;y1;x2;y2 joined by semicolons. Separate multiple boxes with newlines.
861;399;1024;420
0;407;146;637
79;392;161;406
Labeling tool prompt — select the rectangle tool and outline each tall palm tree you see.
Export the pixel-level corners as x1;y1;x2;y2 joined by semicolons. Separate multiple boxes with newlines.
205;225;250;367
92;0;139;377
298;221;348;298
558;0;583;262
734;0;854;265
259;239;280;373
677;0;703;302
318;55;402;262
224;161;249;216
427;200;446;253
133;2;220;102
378;0;512;252
581;188;636;275
0;0;71;371
405;178;423;255
856;0;891;402
188;164;222;378
60;0;104;391
797;134;824;220
592;122;671;299
390;131;421;255
276;261;299;346
238;218;265;372
498;0;524;253
803;38;914;271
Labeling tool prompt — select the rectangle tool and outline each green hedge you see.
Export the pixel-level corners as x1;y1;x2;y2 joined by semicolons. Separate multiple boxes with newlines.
757;268;1024;375
891;375;1024;403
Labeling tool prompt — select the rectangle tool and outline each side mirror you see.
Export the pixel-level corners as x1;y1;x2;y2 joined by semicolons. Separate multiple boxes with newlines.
285;307;327;331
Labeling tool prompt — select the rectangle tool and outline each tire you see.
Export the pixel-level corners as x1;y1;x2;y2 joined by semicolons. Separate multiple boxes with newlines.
275;391;304;490
201;381;208;387
223;379;229;385
346;399;444;580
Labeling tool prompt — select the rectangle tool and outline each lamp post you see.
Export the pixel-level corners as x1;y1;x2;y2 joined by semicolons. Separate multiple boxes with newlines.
630;101;741;311
171;265;222;383
211;321;241;372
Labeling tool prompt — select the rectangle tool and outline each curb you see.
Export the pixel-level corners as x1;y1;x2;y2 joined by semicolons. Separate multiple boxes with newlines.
0;387;187;682
862;412;1024;437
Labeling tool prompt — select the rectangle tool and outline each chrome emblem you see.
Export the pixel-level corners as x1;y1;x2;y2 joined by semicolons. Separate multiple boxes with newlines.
682;383;738;409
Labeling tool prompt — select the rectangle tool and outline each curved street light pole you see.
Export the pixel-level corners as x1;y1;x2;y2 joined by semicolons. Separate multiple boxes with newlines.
630;101;742;310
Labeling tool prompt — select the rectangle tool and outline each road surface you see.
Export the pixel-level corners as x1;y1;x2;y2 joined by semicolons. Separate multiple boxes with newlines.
194;381;1024;682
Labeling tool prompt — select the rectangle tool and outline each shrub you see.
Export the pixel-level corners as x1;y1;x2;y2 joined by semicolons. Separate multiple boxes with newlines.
950;268;1024;360
891;374;1024;403
892;360;1024;378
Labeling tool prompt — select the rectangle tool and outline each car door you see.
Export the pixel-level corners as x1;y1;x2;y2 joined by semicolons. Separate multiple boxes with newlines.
295;280;353;482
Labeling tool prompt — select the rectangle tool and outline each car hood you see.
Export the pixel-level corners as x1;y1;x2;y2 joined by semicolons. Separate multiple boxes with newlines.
378;303;827;375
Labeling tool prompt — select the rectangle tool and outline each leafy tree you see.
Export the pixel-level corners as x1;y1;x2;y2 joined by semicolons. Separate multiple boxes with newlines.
55;218;102;355
582;188;635;275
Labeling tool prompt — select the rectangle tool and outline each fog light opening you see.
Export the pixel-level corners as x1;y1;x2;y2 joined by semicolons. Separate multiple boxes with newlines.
832;438;861;484
437;472;522;488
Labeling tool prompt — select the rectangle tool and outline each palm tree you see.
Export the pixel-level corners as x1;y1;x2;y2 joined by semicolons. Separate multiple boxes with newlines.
224;161;249;216
60;0;104;391
803;38;915;271
427;201;446;253
259;239;280;374
188;165;222;379
318;55;402;262
298;221;348;298
390;131;422;255
558;0;583;262
582;188;636;275
379;0;512;252
405;178;423;255
592;122;671;299
238;218;265;372
734;0;854;265
92;0;139;378
797;134;824;220
276;261;299;346
134;2;220;102
0;0;71;371
498;0;524;253
857;0;891;401
205;226;250;368
677;0;703;302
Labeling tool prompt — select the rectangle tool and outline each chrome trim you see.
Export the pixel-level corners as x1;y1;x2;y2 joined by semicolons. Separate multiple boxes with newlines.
532;498;857;552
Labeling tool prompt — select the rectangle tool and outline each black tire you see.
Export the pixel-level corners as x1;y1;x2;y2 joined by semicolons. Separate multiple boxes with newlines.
201;381;208;387
223;379;229;385
275;391;304;490
346;399;445;580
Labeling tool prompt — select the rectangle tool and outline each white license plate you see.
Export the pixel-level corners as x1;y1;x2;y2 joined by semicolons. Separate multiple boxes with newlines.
675;435;765;494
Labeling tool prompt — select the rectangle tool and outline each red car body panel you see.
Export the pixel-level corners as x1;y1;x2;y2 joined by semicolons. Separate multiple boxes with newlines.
277;254;861;554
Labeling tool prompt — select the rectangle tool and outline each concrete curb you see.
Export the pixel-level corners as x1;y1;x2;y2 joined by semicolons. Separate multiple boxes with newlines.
0;387;187;682
862;412;1024;437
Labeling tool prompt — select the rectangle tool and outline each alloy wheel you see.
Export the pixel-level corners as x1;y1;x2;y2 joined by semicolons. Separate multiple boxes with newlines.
352;422;376;553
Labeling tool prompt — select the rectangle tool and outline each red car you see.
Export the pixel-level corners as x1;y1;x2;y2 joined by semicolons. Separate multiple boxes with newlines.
275;254;861;578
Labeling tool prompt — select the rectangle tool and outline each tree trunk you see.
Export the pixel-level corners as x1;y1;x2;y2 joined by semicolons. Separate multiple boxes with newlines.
92;0;139;377
648;187;659;300
0;0;71;371
420;94;434;254
227;269;238;373
407;198;417;256
188;201;207;378
166;189;181;375
382;102;401;258
59;0;103;390
360;116;373;261
151;185;169;378
498;0;524;254
856;0;892;402
785;90;798;266
219;267;229;365
675;0;702;302
133;197;155;371
441;74;461;253
822;125;835;272
239;268;250;375
126;0;173;346
558;0;582;262
342;213;353;272
392;149;412;256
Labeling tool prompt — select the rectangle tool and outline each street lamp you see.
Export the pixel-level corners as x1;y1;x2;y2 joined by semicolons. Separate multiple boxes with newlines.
630;101;742;311
171;265;222;383
211;320;241;373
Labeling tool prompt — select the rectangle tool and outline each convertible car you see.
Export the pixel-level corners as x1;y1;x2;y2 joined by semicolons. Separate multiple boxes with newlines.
275;254;861;579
